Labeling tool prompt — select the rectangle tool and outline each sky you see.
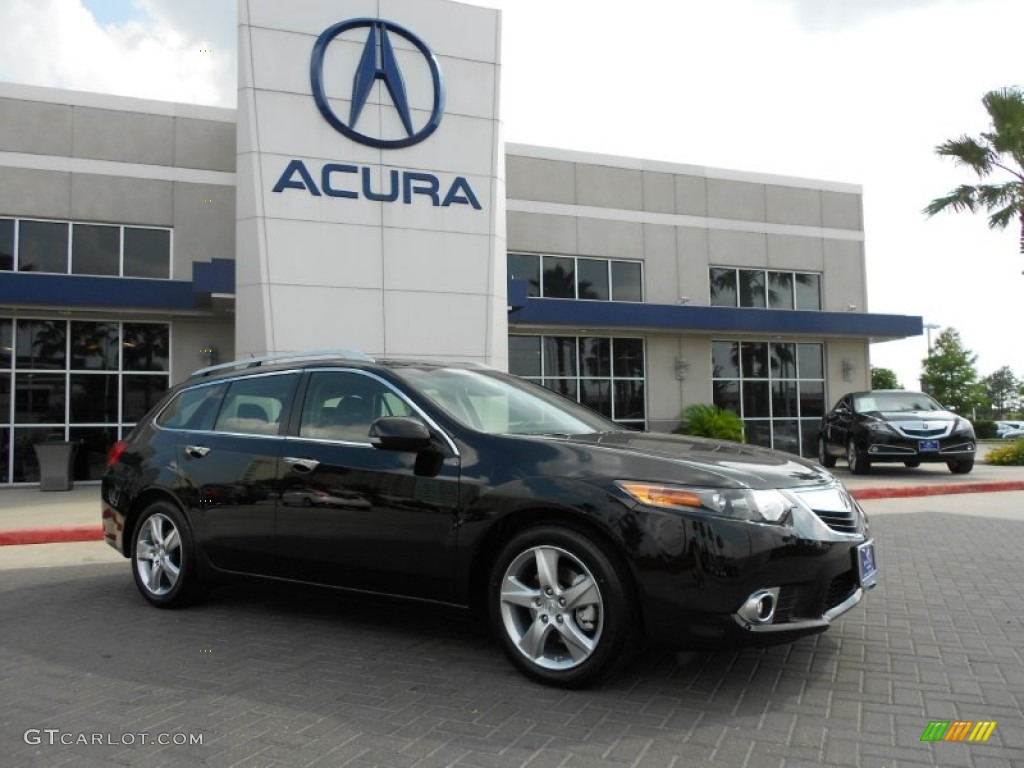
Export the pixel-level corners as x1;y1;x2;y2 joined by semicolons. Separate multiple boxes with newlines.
1;0;1021;392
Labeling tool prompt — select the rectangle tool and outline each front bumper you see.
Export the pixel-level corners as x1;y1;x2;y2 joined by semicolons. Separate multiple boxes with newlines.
860;433;975;462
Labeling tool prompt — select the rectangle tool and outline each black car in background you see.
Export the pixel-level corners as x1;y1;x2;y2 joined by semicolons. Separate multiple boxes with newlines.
103;351;875;687
818;390;975;475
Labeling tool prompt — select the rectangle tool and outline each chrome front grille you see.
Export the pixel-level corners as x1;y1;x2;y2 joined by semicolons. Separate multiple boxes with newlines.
900;428;945;438
813;509;859;533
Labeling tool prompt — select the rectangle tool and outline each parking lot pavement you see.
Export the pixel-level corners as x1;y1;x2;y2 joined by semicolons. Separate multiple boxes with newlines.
2;494;1023;768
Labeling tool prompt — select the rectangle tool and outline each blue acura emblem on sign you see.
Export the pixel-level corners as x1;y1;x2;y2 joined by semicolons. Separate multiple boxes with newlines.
310;18;445;149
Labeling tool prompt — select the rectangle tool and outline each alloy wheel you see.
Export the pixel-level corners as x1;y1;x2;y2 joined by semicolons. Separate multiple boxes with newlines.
134;512;182;597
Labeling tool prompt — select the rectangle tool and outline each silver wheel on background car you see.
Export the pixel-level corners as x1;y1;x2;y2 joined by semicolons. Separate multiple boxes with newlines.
134;512;182;596
498;545;604;671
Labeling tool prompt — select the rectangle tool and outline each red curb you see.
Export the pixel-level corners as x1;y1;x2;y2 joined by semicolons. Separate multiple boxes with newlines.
851;481;1024;501
0;526;104;546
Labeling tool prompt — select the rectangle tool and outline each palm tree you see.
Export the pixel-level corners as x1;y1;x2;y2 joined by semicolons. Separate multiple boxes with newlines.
924;87;1024;257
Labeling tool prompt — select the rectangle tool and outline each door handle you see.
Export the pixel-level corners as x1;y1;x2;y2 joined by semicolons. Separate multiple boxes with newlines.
283;457;320;473
185;445;210;458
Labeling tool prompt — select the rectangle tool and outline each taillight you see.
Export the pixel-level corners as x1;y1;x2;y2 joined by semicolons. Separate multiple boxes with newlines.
107;440;128;467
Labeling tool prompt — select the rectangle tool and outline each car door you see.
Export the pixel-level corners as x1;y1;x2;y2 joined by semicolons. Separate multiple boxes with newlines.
176;371;298;576
825;395;855;452
275;369;462;602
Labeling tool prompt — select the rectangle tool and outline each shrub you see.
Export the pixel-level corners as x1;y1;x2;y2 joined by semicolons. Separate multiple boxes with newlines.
973;419;997;439
986;439;1024;465
676;404;745;442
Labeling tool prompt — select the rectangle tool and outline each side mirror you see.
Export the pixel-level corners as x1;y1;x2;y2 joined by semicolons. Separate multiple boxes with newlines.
369;416;433;452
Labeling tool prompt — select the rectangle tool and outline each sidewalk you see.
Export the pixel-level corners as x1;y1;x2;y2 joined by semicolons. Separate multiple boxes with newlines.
2;450;1024;546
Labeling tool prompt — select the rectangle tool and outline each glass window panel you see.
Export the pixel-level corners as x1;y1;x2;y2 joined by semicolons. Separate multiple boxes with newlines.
215;373;297;436
767;271;794;309
543;337;578;377
797;343;824;379
14;373;65;423
579;379;612;417
709;268;737;307
740;342;768;378
577;258;610;300
770;343;798;379
800;420;819;459
738;269;766;308
156;383;226;431
0;218;13;271
543;379;577;401
507;253;540;297
795;273;821;310
613;380;645;420
0;374;9;420
70;322;119;370
578;338;611;377
123;227;170;279
742;381;770;418
713;380;740;415
13;427;59;482
744;420;771;448
122;323;169;371
71;223;119;276
0;426;8;482
613;338;644;378
771;380;799;418
611;261;643;302
800;381;825;417
712;341;740;379
123;375;169;423
772;419;801;455
70;374;118;423
298;371;397;441
70;426;118;481
0;319;11;368
508;335;541;377
15;320;66;370
18;220;68;274
542;256;575;298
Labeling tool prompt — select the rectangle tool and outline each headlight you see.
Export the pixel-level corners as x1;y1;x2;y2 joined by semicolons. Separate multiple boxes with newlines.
953;418;975;435
865;418;897;435
615;481;793;524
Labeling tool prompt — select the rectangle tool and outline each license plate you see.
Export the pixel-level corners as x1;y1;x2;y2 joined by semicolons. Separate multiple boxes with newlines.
857;541;877;588
919;440;940;452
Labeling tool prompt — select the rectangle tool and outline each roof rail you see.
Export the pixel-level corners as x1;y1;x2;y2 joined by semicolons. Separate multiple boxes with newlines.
189;348;375;379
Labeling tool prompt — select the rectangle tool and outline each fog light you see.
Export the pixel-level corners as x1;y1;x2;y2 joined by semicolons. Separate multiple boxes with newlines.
737;588;780;625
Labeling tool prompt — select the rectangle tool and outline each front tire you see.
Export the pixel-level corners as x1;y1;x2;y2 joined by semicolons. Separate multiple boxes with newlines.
818;436;837;468
948;459;974;474
847;439;871;475
489;525;637;688
132;501;203;608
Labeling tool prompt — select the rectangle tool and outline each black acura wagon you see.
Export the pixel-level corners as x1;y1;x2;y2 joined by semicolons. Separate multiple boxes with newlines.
102;351;876;687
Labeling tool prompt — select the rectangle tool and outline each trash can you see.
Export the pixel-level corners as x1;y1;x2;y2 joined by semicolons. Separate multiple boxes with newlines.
34;439;79;492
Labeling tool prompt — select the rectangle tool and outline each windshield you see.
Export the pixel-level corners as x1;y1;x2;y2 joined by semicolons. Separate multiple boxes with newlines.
853;392;944;413
396;367;619;435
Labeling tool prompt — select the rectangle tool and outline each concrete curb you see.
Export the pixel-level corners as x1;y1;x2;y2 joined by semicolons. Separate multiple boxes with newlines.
851;481;1024;500
2;481;1024;547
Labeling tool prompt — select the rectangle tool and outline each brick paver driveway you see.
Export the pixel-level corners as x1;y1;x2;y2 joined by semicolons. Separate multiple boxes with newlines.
2;494;1023;767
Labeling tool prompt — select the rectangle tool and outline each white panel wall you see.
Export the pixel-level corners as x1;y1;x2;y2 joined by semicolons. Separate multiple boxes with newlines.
237;0;506;365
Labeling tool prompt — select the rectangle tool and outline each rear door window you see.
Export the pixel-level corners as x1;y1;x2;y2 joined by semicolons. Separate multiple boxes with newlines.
214;373;298;436
156;383;227;431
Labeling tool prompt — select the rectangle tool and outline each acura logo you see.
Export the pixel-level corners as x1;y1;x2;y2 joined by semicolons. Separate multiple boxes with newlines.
310;18;445;149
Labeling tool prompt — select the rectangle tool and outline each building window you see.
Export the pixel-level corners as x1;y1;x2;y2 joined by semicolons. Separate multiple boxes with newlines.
508;253;643;302
712;340;825;457
509;335;646;429
0;217;171;278
709;268;821;310
1;318;170;484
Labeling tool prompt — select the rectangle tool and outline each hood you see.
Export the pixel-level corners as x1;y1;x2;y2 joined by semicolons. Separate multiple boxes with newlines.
561;432;835;490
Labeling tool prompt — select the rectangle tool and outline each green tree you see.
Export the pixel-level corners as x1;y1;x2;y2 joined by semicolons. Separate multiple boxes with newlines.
870;366;901;390
984;366;1021;418
920;329;987;414
924;87;1024;257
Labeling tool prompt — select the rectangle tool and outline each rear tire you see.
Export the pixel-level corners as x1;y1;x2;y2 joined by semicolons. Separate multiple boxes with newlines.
948;459;974;475
488;525;638;688
847;439;871;475
817;437;837;468
131;501;204;608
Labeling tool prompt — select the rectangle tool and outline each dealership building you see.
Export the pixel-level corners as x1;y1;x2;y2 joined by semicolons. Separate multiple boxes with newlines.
0;0;920;485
